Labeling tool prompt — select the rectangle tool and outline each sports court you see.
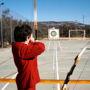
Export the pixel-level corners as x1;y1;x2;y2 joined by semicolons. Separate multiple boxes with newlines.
0;39;90;90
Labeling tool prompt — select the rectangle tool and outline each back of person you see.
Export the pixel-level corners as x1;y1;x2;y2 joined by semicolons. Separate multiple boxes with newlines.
12;24;45;90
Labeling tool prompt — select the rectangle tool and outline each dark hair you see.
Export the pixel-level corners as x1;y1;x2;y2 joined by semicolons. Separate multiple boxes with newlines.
14;24;32;42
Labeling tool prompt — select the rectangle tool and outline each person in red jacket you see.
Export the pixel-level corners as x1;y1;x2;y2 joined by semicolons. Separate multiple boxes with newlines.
12;24;45;90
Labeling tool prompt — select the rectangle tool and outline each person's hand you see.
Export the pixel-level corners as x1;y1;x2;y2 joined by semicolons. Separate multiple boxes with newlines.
30;34;35;43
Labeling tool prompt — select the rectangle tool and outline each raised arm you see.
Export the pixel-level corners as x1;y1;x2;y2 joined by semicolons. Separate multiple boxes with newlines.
21;42;45;59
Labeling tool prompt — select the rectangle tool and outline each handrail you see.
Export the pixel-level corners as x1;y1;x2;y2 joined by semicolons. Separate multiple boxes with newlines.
0;79;90;84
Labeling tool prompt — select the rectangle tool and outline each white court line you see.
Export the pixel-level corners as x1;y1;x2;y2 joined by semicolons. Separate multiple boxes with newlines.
1;73;17;90
79;47;87;57
53;41;55;71
58;40;62;50
55;43;60;90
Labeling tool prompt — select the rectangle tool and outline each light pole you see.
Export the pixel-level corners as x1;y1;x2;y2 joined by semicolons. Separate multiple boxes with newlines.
0;2;4;48
34;0;38;40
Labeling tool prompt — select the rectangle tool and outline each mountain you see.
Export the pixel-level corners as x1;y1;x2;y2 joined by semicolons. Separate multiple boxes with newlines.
38;21;86;28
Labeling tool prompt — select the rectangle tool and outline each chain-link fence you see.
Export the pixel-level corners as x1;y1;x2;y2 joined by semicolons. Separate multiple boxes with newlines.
0;6;32;47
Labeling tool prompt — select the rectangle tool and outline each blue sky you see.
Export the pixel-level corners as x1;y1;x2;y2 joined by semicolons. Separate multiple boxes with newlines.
1;0;90;24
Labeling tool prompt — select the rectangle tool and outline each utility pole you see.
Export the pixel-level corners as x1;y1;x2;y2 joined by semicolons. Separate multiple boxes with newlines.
0;2;4;48
34;0;38;40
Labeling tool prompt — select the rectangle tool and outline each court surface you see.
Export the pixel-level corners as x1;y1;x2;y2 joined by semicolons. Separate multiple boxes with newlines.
0;39;90;90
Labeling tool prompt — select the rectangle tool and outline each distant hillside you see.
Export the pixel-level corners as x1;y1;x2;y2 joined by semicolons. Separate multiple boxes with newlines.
36;21;90;39
38;21;86;28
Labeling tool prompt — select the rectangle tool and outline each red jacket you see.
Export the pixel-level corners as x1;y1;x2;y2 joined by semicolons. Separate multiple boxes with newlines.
12;42;45;89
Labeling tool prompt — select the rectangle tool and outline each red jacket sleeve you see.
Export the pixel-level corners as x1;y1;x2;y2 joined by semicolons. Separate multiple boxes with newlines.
21;42;45;59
